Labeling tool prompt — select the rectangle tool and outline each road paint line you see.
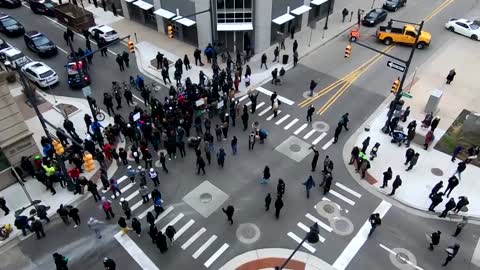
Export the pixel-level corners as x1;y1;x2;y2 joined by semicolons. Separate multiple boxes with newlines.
284;118;299;130
114;231;159;270
161;213;185;233
255;102;265;110
303;129;316;139
154;206;174;224
174;219;195;241
192;235;217;259
322;138;334;150
117;176;128;184
111;181;134;199
130;199;144;212
238;95;249;102
125;190;139;202
266;110;281;121
287;232;316;253
305;213;332;232
257;87;295;105
297;222;325;243
294;124;308;135
204;243;230;268
275;114;290;125
182;227;206;250
137;205;154;219
335;183;362;198
312;133;327;145
246;101;252;106
332;200;392;270
258;107;271;116
330;189;356;206
133;94;145;104
380;244;424;270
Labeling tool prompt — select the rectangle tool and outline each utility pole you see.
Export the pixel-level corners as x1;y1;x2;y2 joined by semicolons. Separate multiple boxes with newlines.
275;223;320;270
323;0;332;30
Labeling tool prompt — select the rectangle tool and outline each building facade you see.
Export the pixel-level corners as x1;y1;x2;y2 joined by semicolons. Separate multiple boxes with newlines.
120;0;333;54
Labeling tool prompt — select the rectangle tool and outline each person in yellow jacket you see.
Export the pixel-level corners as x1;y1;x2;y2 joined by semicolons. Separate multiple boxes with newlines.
42;164;57;195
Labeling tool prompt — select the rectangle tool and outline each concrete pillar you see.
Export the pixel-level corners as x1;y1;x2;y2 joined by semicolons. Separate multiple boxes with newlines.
119;0;130;19
152;0;165;34
301;0;310;30
254;0;273;53
195;0;213;49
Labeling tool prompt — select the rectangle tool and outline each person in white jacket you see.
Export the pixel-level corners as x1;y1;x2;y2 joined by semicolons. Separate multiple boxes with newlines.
88;217;105;239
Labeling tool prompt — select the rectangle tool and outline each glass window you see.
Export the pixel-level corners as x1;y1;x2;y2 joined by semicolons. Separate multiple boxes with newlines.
225;0;234;9
244;0;252;8
217;0;225;9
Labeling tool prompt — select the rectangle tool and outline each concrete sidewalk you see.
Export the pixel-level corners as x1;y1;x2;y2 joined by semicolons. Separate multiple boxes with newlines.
345;37;480;218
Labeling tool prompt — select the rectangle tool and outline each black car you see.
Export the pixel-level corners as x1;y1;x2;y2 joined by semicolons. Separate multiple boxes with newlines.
24;31;58;57
66;59;90;88
362;8;388;27
0;0;21;9
28;0;57;16
383;0;407;12
0;37;9;50
0;13;24;37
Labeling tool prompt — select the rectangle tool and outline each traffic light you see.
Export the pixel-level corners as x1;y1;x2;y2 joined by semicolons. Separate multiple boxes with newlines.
83;153;95;172
391;77;400;94
128;39;135;54
52;140;64;155
167;24;174;38
345;44;351;58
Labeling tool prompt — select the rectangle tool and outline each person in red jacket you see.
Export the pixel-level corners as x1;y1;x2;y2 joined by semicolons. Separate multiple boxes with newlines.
103;144;113;160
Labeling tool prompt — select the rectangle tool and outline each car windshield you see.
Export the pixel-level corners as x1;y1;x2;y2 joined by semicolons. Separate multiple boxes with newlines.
40;70;54;78
44;3;55;8
471;22;479;30
366;12;378;19
8;53;22;61
1;18;18;27
105;30;117;36
32;36;51;46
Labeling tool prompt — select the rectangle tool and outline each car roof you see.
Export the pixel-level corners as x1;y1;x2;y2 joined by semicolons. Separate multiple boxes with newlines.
372;8;385;13
96;25;114;32
24;61;50;73
25;30;42;38
0;12;10;20
1;47;22;56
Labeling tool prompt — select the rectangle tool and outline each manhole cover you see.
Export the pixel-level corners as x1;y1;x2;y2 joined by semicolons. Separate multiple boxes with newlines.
315;201;340;219
312;121;330;133
200;193;212;203
236;223;261;244
389;247;417;270
331;216;354;236
323;204;335;214
289;144;301;152
431;168;443;176
396;253;409;264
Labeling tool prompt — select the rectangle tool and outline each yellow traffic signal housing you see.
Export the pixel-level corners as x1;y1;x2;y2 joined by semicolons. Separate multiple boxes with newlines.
345;44;351;58
83;153;95;172
128;39;135;54
52;140;64;155
167;25;174;38
391;78;400;94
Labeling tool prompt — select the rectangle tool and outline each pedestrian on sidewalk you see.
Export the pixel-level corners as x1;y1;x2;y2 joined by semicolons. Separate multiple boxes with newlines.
442;243;460;266
446;69;456;84
165;225;176;244
342;8;349;23
0;197;9;216
88;217;104;239
156;52;164;69
68;207;81;227
405;127;415;147
53;253;68;270
217;148;226;168
429;192;444;212
451;145;463;162
349;146;360;165
31;217;46;239
273;46;279;62
389;175;402;196
453;161;466;180
183;54;191;70
380;167;392;188
421;112;434;128
265;193;272;211
222;205;235;225
439;198;456;218
36;204;50;223
158;152;169;173
132;217;141;237
261;166;271;184
161;68;171;84
118;148;128;165
361;137;370;153
104;257;116;270
194;48;203;66
428;231;441;250
293;50;299;67
453;216;468;237
454;196;469;213
401;106;410;122
260;53;268;69
368;213;382;237
120;198;131;220
116;54;124;71
156;231;168;253
271;68;278;84
274;195;284;219
118;217;131;235
310;146;320;171
101;197;115;220
369;142;380;160
302;175;316;198
103;93;115;117
247;131;256;150
14;215;32;236
359;159;370;179
122;51;129;68
307;105;315;123
444;176;459;198
197;155;206;175
430;181;443;198
406;153;420;171
309;80;317;96
231;136;238;155
405;148;415;165
431;117;441;132
241;106;249;131
63;118;79;138
293;40;298;53
339;113;350;131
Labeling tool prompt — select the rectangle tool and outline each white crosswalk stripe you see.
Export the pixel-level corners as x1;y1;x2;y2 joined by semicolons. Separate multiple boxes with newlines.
312;133;327;145
287;232;316;253
284;118;299;130
182;227;206;250
255;102;265;110
266;110;281;121
130;199;144;212
246;101;252;106
125;190;139;202
154;206;175;223
322;138;334;150
238;95;249;102
161;213;184;233
329;189;356;206
192;235;217;259
275;114;290;125
258;107;271;116
297;222;326;243
294;123;308;135
305;213;333;232
335;183;362;198
174;219;195;242
204;243;229;268
303;129;316;139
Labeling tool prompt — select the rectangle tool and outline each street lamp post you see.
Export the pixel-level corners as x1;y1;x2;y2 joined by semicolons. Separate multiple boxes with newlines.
275;223;320;270
323;0;332;30
371;0;376;9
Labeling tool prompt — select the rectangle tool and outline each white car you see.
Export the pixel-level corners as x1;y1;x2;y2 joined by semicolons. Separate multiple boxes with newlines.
21;61;58;88
88;25;119;43
445;18;480;40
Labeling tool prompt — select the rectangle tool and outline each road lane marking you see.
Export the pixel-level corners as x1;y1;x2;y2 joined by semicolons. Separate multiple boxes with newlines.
379;244;424;270
182;227;206;250
275;114;290;125
266;110;281;121
192;235;217;259
257;86;295;105
114;232;159;270
303;129;316;139
174;219;195;241
297;222;325;243
161;213;184;233
424;0;456;22
117;176;128;184
154;206;174;224
312;132;327;145
258;107;271;116
294;124;308;135
255;102;265;110
322;138;334;150
288;232;316;253
305;213;332;232
246;101;252;106
332;200;392;270
335;182;362;198
238;95;249;102
125;190;139;201
284;118;299;130
330;189;356;206
129;199;143;212
204;243;230;268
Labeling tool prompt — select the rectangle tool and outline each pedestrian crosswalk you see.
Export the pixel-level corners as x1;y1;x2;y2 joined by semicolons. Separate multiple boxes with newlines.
286;181;363;254
110;174;230;269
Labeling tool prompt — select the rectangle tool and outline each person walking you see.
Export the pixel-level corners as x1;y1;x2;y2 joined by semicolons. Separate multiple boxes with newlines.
31;217;46;239
380;167;392;188
277;179;286;197
122;51;129;68
118;217;131;235
293;50;299;67
293;39;298;52
444;176;459;197
87;217;105;239
57;204;70;225
261;166;271;184
194;48;203;66
274;195;284;219
159;152;169;173
446;69;456;84
248;131;256;150
405;148;415;165
156;52;164;69
302;175;316;198
453;161;466;180
406;153;420;171
217;148;226;168
53;252;69;270
156;231;168;253
453;216;468;237
442;243;460;266
424;130;434;150
333;125;342;144
103;257;116;270
430;181;443;198
439;198;456;218
342;8;349;23
184;54;191;70
428;192;444;212
68;207;81;227
197;156;206;175
265;193;272;211
307;105;315;123
428;231;441;250
0;197;9;216
273;46;279;62
109;178;121;199
349;146;360;165
339;113;350;131
310;146;320;171
454;196;469;214
139;184;149;203
451;144;463;162
323;173;333;195
149;224;158;244
231;136;238;155
116;54;124;71
368;213;381;237
120;198;131;220
242;107;249;131
149;168;160;187
389;175;402;196
405;127;416;147
309;80;317;96
165;225;176;244
260;53;268;69
222;205;234;225
361;137;370;153
131;217;142;237
101;197;115;220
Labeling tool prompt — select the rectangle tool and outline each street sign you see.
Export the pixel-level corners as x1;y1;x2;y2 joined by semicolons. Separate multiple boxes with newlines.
82;86;92;97
387;61;406;72
401;92;413;98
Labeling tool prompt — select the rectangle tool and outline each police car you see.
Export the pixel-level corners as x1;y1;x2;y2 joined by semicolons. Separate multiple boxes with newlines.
445;18;480;41
0;13;24;37
0;47;31;69
88;25;119;43
21;61;58;88
24;31;58;57
66;59;90;88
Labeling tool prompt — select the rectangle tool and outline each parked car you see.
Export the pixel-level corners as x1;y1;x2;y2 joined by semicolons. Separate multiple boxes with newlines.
0;47;31;69
28;0;57;16
382;0;407;12
0;0;21;9
21;61;58;88
0;13;24;37
445;18;480;41
66;58;90;88
362;8;388;27
0;37;10;50
88;25;119;43
24;31;58;57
